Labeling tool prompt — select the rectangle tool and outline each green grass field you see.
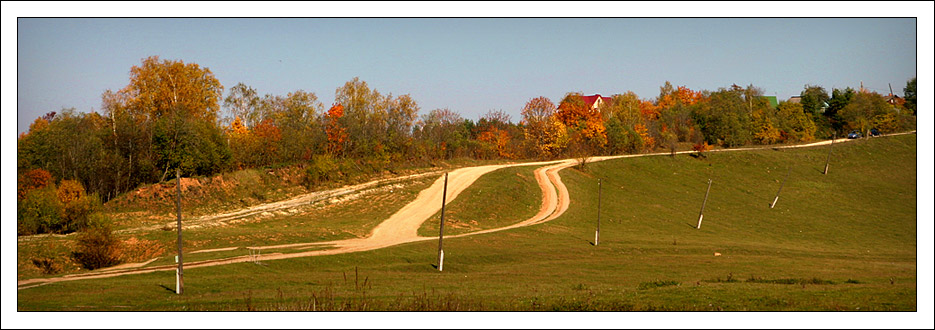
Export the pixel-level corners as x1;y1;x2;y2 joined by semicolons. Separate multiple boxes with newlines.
418;165;542;237
17;135;917;311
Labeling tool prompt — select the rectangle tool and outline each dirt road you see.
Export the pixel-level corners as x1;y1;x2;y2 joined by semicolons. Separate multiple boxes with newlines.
20;133;899;289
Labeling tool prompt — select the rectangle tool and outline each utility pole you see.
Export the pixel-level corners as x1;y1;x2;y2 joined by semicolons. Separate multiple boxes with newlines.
437;173;448;271
595;179;601;246
823;132;835;175
696;179;712;229
176;167;184;294
770;167;792;209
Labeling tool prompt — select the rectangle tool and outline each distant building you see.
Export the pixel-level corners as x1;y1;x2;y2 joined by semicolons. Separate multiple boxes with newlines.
788;96;802;104
763;96;778;109
579;94;612;111
885;93;905;106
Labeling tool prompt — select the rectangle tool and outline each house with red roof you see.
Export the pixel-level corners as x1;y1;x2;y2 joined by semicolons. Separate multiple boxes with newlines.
580;94;612;111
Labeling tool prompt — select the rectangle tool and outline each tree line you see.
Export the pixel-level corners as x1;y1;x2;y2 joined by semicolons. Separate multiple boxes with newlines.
17;56;917;235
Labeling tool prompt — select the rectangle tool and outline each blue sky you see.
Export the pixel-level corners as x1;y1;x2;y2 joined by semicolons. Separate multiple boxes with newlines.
14;17;918;133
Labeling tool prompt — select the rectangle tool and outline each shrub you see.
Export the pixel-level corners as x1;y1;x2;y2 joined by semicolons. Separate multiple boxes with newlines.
72;215;122;270
692;142;713;153
31;257;62;274
304;154;339;188
17;186;63;235
17;179;100;235
58;180;100;233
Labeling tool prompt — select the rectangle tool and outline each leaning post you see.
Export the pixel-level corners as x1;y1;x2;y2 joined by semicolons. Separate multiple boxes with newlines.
437;173;448;271
770;167;792;209
823;132;835;175
696;179;712;229
176;167;184;294
595;178;602;246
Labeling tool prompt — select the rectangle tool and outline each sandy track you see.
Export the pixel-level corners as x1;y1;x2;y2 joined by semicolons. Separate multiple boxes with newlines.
114;170;445;235
19;133;910;289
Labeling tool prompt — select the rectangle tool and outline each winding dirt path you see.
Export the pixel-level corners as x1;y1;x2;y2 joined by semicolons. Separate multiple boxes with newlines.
20;133;907;289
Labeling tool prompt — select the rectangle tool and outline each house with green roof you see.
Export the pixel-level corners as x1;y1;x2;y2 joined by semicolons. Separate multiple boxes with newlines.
763;96;778;109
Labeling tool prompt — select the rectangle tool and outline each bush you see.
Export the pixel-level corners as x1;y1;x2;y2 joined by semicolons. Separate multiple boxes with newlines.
304;154;339;188
17;186;63;235
72;215;122;270
17;179;100;235
31;257;62;274
58;180;100;233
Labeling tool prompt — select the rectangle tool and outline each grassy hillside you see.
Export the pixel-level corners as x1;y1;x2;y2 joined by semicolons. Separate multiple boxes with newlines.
417;165;542;237
18;135;916;311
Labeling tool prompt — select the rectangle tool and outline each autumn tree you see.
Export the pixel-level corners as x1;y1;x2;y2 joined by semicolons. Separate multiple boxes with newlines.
521;97;567;158
273;90;323;162
223;82;260;128
839;91;898;137
227;116;254;169
17;109;117;200
334;77;419;159
556;93;607;156
474;110;516;159
605;92;642;127
18;168;52;201
656;83;705;144
774;101;817;142
414;108;469;159
751;106;781;145
382;93;420;159
102;56;229;181
325;103;349;157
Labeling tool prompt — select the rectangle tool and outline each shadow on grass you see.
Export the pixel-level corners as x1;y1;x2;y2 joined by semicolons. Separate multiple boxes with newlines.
158;284;175;293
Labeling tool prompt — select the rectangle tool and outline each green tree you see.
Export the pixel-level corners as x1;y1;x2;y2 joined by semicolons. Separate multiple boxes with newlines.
152;109;231;179
824;87;855;134
606;91;642;127
904;77;916;115
694;87;752;147
274;90;324;162
799;85;830;116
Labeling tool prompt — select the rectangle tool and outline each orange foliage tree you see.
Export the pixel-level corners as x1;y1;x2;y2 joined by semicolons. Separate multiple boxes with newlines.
227;116;253;168
253;119;282;163
325;103;349;156
121;56;223;122
556;93;607;152
18;168;52;200
476;128;513;159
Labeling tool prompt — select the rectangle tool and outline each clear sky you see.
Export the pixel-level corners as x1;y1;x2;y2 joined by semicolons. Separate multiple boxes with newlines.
14;16;918;133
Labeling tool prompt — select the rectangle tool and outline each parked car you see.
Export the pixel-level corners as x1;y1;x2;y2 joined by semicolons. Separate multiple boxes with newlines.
869;128;881;137
847;130;862;139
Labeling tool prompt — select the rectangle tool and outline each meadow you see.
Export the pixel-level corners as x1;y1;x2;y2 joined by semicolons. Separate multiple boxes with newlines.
17;134;917;311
